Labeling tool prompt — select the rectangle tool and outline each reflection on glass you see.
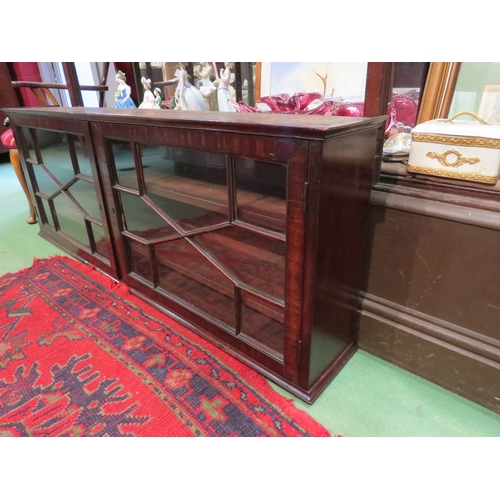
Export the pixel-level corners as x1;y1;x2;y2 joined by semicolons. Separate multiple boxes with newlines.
234;158;287;234
127;237;153;283
16;126;108;258
240;290;285;356
111;140;138;190
194;226;285;301
33;165;58;197
119;191;176;239
67;179;101;220
146;193;228;232
37;130;75;188
92;223;109;260
74;136;93;177
142;144;229;230
53;193;90;246
156;238;236;328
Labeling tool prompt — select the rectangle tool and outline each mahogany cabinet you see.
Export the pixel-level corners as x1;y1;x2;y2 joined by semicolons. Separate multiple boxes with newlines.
5;107;385;402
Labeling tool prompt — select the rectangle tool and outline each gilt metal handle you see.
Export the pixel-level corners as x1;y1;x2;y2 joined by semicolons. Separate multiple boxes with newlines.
445;111;488;125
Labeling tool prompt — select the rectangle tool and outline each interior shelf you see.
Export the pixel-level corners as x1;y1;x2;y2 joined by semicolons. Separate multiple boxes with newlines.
117;168;287;234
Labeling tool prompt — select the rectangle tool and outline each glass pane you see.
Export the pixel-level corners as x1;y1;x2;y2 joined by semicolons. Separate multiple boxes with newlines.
74;136;93;177
37;130;75;188
156;238;236;329
53;193;90;246
119;191;177;239
146;193;228;232
194;226;286;301
67;179;101;220
126;237;153;283
240;290;285;356
111;140;138;190
234;158;287;234
140;144;172;169
92;223;109;260
33;164;58;197
142;145;229;230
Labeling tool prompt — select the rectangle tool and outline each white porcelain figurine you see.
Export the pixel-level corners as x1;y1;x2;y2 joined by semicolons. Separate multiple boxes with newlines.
139;77;160;109
174;63;209;111
215;62;236;112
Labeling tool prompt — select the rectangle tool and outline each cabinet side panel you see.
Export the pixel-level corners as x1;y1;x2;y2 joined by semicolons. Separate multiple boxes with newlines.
308;128;379;387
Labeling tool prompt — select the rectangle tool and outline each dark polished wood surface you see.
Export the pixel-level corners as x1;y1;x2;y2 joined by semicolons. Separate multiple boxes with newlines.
357;156;500;413
4;107;383;139
6;107;385;403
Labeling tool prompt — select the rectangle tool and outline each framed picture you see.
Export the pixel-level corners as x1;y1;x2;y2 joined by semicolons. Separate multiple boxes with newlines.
259;62;368;102
477;84;500;123
444;63;500;122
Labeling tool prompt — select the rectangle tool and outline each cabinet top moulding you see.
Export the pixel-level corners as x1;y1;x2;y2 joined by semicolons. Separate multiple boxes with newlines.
3;107;385;141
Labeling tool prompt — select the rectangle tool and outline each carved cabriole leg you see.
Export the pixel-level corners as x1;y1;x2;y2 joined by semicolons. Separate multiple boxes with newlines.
10;148;37;224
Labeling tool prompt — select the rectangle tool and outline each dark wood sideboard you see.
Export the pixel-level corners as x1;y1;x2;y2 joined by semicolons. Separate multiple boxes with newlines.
4;107;385;402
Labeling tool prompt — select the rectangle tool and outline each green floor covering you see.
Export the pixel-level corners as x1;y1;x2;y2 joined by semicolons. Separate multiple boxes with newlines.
1;159;499;437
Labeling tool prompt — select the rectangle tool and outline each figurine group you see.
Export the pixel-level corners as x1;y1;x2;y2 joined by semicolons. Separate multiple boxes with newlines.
115;63;236;112
172;62;236;112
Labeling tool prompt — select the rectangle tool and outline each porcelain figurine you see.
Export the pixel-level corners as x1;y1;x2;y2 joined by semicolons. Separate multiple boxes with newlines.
154;88;163;109
139;77;159;109
215;62;236;112
194;62;217;110
174;63;209;111
115;70;136;109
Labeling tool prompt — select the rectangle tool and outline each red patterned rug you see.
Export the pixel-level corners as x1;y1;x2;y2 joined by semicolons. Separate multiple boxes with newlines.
0;256;329;437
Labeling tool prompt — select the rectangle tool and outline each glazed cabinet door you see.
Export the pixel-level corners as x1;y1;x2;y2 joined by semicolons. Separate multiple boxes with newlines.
11;116;116;277
92;121;308;381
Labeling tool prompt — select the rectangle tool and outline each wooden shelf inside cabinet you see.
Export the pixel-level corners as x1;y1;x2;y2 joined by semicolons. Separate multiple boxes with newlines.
118;169;287;234
128;229;285;308
5;107;386;403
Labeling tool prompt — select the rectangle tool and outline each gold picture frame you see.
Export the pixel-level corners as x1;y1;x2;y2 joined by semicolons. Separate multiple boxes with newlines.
416;62;461;124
